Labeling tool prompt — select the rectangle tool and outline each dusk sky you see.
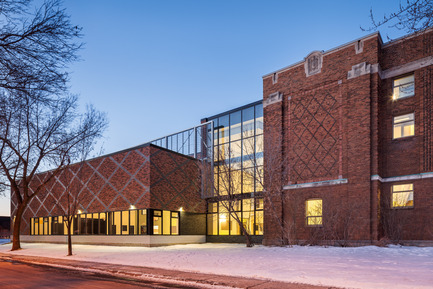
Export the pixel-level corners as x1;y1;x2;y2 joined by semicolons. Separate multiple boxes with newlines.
0;0;408;216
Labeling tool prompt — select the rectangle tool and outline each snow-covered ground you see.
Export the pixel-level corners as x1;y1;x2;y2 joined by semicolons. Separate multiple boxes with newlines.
0;242;432;289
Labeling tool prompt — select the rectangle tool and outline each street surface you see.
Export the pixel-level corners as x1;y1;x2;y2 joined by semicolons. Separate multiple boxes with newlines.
0;259;191;289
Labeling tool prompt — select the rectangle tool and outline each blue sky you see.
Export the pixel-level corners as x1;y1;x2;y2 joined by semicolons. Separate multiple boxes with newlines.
0;0;408;216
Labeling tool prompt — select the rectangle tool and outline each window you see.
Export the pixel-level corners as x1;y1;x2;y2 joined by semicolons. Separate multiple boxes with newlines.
392;184;414;208
393;113;414;139
153;210;162;235
306;199;322;226
393;74;414;100
171;212;179;235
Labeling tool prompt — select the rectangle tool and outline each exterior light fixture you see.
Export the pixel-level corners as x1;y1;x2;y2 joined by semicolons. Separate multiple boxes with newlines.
77;210;82;214
179;207;183;212
129;205;136;210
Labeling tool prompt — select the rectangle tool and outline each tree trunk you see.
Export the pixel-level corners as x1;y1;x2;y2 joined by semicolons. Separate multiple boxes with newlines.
67;219;72;256
245;233;253;247
241;226;253;247
11;204;25;251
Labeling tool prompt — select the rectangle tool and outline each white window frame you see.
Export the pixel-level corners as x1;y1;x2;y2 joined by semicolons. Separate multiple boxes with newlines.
393;74;414;100
393;113;415;139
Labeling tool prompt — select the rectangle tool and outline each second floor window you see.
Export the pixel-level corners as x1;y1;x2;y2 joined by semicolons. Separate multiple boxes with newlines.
393;74;414;100
393;113;414;139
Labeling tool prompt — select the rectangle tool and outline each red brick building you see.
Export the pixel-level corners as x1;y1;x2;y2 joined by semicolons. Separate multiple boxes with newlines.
262;29;433;245
11;29;433;246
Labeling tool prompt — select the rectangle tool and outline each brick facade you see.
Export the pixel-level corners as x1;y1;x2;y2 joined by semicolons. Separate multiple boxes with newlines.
11;144;205;235
263;30;433;245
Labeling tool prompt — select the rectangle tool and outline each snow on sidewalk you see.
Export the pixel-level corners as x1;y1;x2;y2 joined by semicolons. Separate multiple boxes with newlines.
1;242;432;289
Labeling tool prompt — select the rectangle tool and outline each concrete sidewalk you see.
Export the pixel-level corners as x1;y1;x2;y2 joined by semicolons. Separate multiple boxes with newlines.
0;252;339;289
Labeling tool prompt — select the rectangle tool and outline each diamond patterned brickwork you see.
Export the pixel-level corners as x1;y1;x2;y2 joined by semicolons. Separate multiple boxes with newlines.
149;146;205;213
11;144;205;234
289;85;341;183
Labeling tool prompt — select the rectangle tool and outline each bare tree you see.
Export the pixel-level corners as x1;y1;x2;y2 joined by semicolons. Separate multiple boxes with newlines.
362;0;433;35
212;144;254;247
0;0;82;98
0;93;107;251
0;0;103;251
244;131;294;246
52;143;92;256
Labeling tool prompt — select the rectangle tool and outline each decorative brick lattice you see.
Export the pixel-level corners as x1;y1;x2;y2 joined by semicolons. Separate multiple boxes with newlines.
290;88;340;182
12;145;204;234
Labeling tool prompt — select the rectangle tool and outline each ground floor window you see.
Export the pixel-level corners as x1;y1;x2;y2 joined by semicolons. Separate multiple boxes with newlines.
306;199;323;226
392;184;414;208
30;208;180;236
207;197;263;236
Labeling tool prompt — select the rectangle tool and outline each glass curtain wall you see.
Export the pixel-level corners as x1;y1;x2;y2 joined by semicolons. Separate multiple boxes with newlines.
207;198;264;236
211;101;263;196
206;101;264;236
30;209;179;236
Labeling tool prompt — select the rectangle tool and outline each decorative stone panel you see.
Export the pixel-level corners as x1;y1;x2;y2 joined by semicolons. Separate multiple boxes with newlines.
304;51;323;77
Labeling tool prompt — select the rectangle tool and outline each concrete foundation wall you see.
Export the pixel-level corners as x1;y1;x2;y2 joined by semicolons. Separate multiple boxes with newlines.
20;235;206;247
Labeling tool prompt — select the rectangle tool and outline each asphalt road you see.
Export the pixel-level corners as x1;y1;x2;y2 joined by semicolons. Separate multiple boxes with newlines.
0;259;193;289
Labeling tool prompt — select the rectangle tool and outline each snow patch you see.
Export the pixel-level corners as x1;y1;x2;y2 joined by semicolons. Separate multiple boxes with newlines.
1;243;432;289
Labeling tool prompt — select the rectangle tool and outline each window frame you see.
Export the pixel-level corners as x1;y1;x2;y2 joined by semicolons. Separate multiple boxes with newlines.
393;74;415;100
391;184;414;209
305;199;323;227
393;113;415;139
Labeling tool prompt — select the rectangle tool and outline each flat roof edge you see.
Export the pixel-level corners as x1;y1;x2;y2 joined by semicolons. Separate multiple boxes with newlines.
201;99;263;122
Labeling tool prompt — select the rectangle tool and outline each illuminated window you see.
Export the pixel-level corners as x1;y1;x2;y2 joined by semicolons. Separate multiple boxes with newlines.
138;210;147;235
38;217;43;235
153;210;162;235
31;218;34;235
129;210;137;235
171;212;179;235
163;210;171;235
393;74;414;100
218;202;229;235
207;203;218;235
99;213;107;234
306;199;322;226
392;184;414;208
393;113;414;139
